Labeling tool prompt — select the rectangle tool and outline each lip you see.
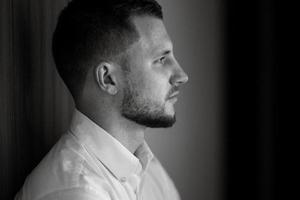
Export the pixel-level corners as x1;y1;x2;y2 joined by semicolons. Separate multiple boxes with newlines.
167;91;179;100
168;97;178;103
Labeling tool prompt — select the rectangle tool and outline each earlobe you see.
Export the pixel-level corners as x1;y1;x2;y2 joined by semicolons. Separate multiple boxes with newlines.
108;87;117;95
94;62;118;95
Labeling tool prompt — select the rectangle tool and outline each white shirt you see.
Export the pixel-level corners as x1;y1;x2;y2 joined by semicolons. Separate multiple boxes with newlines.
15;109;180;200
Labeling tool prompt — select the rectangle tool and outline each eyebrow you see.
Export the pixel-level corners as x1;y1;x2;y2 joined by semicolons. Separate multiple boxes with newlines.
161;50;171;56
151;42;173;57
154;49;171;58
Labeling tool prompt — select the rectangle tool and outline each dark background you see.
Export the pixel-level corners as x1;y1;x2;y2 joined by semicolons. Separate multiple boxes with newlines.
224;0;278;200
1;0;278;199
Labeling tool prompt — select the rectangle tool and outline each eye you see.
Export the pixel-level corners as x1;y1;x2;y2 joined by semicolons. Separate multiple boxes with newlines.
157;56;166;64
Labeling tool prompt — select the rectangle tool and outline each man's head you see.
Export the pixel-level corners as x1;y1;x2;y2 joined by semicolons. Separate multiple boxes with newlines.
53;0;188;128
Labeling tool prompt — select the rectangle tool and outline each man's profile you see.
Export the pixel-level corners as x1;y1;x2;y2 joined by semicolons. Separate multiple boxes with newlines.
15;0;188;199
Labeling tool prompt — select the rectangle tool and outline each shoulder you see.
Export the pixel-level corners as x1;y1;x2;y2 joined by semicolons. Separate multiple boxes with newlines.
18;133;111;200
16;186;110;200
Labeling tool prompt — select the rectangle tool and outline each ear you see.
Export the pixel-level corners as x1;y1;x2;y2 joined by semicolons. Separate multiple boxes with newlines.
94;62;118;95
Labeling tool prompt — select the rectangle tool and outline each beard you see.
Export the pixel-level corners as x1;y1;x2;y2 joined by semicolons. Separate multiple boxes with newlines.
121;78;176;128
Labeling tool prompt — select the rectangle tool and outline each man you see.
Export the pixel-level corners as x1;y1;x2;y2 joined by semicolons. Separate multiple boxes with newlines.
15;0;188;199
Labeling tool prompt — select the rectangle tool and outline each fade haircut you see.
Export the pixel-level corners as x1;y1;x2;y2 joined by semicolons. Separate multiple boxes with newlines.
52;0;163;99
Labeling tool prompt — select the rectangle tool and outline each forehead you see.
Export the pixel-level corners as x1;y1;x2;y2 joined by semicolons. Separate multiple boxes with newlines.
131;16;173;54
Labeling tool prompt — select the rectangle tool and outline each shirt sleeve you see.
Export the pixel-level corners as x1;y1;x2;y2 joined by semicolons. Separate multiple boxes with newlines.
37;187;111;200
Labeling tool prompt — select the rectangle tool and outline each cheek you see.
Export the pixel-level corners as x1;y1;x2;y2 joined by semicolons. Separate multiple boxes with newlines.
127;60;171;101
140;74;169;101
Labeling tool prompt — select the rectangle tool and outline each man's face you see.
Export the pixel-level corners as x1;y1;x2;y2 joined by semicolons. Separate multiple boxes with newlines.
120;16;188;128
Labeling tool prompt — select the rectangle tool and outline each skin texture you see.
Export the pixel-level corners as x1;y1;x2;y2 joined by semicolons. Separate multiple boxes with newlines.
121;16;188;128
77;15;188;154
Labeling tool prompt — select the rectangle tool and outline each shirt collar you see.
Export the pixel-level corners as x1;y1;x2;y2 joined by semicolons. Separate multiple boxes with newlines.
69;109;154;180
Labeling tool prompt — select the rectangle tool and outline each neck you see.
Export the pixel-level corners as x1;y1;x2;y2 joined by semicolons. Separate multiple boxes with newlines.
76;104;146;154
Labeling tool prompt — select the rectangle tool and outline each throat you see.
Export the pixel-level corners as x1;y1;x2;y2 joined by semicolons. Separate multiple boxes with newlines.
113;129;145;154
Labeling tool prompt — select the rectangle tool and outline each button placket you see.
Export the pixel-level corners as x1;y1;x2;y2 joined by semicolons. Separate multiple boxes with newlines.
127;173;141;200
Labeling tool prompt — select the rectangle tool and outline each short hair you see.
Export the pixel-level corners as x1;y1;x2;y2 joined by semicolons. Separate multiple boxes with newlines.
52;0;163;99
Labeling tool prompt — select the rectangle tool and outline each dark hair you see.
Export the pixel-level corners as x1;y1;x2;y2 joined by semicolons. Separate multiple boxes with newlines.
52;0;163;99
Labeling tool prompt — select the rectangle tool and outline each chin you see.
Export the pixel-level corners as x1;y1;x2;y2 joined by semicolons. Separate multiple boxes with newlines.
123;111;176;128
165;102;176;116
121;93;177;128
136;114;176;128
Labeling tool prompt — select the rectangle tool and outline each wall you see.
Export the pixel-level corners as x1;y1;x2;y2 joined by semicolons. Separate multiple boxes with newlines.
0;0;224;199
0;1;72;199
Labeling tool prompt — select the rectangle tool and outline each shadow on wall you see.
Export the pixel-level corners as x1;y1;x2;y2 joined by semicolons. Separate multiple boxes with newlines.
0;0;73;199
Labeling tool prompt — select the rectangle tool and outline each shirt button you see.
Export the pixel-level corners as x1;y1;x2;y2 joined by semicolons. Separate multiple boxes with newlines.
120;177;127;182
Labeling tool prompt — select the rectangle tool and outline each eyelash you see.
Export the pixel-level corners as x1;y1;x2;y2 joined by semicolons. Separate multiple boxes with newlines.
158;56;166;64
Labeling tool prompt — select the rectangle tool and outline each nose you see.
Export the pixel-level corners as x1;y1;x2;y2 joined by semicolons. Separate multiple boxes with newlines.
170;62;189;86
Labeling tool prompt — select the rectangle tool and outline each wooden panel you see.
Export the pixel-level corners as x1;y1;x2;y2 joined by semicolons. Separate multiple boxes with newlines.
0;0;73;199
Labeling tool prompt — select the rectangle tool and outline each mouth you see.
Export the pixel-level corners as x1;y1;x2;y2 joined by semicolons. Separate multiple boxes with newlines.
167;91;179;100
